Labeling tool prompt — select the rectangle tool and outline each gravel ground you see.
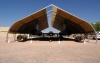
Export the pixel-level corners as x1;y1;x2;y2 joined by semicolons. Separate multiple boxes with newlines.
0;37;100;63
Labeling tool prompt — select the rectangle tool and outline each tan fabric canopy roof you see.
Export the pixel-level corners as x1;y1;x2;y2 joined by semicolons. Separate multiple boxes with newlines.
51;7;95;34
8;5;95;34
9;9;48;33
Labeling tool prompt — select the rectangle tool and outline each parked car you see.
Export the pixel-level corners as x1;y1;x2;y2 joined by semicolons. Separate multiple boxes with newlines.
88;32;100;39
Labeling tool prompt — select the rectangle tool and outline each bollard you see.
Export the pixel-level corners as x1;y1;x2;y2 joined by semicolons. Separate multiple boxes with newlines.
58;38;61;44
83;39;86;44
30;39;32;43
8;38;10;43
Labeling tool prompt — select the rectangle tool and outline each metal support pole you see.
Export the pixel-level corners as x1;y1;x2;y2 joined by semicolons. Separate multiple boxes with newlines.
87;34;89;42
30;38;32;43
27;34;29;39
95;33;98;44
6;32;9;43
83;34;87;44
13;34;16;41
58;35;61;44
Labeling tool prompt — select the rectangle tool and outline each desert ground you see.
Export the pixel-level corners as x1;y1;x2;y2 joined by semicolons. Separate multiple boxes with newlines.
0;37;100;63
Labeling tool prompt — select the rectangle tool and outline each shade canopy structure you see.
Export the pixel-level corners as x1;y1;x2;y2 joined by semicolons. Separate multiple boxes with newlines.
51;6;95;34
9;9;48;34
8;4;95;35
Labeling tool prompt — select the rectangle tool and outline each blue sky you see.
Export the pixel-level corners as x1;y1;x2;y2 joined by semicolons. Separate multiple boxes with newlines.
0;0;100;32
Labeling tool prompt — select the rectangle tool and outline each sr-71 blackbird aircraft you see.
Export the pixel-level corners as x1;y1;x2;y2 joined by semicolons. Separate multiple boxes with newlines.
17;30;70;42
6;4;96;42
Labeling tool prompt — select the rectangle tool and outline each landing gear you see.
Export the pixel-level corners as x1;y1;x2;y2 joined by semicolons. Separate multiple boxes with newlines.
17;35;27;42
75;35;83;42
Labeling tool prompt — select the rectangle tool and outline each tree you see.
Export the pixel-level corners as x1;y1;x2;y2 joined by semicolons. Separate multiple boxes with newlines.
91;22;100;32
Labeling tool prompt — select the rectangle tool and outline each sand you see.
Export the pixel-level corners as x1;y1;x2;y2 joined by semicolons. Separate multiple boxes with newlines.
0;37;100;63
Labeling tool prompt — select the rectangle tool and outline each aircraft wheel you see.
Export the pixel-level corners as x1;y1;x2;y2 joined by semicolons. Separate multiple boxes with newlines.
49;40;52;42
93;37;96;40
75;36;82;42
17;35;27;42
